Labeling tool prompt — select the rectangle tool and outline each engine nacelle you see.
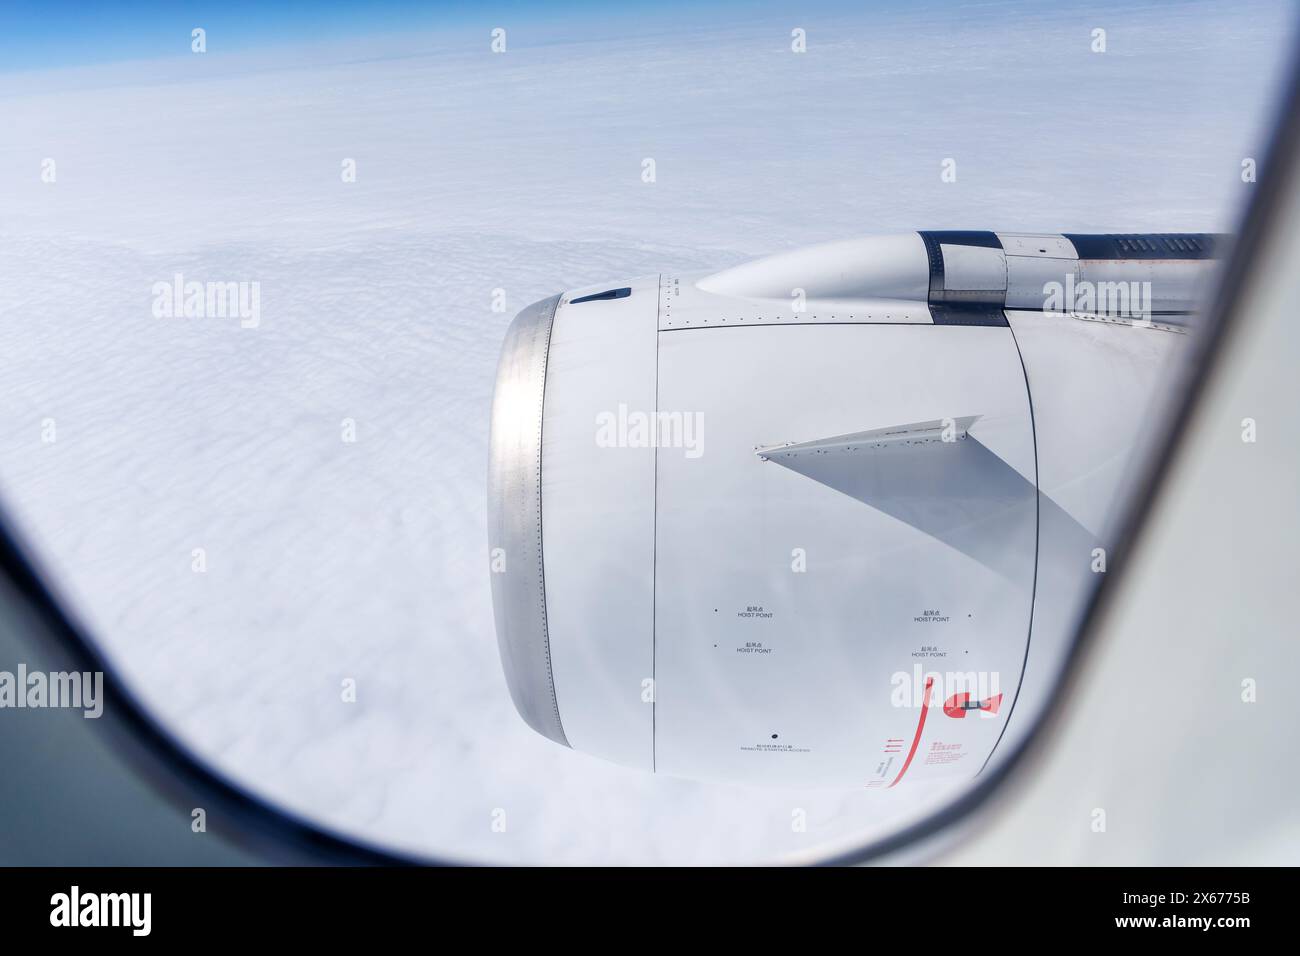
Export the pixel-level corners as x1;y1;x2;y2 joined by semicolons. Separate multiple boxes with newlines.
488;231;1221;787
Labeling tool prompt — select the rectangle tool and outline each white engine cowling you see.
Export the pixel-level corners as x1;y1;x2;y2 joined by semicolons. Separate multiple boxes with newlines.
488;231;1221;787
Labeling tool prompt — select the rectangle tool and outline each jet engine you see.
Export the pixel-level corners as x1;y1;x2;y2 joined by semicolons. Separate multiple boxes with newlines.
488;231;1222;787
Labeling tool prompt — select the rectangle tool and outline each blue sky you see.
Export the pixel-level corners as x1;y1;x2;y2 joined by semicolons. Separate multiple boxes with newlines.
3;0;1155;73
0;0;837;71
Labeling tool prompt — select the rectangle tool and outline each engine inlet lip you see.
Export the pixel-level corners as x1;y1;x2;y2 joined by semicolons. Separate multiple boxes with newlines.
486;293;570;748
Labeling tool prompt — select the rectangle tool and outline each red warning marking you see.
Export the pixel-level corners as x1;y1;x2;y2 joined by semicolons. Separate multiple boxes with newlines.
887;676;933;789
942;692;1003;719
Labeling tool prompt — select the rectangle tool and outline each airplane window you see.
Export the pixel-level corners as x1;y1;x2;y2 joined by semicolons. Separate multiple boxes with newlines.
0;0;1294;864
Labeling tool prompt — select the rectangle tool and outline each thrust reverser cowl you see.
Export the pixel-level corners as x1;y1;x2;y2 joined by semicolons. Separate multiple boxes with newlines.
487;232;1222;787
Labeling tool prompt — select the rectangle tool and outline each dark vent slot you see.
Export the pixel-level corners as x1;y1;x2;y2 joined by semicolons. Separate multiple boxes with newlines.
570;287;632;304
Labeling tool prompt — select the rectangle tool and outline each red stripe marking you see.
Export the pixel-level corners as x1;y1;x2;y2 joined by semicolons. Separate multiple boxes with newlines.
887;677;933;789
